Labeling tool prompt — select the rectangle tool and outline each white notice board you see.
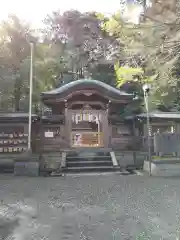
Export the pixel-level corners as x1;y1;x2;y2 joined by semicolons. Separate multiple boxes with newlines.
45;132;54;138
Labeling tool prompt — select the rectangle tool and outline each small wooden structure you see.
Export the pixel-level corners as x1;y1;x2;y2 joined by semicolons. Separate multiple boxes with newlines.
136;111;180;135
0;113;40;173
40;79;135;152
132;111;180;155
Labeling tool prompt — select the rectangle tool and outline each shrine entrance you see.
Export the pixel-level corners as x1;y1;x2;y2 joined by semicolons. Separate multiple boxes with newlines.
70;110;104;147
41;79;134;153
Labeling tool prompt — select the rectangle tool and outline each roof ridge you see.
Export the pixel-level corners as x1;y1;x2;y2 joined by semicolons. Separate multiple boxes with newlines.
41;79;132;97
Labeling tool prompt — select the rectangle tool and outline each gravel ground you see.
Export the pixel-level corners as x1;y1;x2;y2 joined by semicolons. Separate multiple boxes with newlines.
0;173;180;240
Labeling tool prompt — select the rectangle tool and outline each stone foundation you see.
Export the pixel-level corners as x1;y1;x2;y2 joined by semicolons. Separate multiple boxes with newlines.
42;152;63;170
143;160;180;177
114;151;147;169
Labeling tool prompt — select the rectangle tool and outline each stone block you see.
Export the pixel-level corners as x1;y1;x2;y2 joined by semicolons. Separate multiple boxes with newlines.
134;156;145;166
134;152;147;166
143;160;180;177
41;152;62;170
114;151;123;157
115;152;134;167
14;162;39;177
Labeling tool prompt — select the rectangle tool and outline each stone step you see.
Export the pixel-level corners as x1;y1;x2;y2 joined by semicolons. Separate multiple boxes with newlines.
51;170;136;176
64;172;122;176
66;160;113;168
67;155;110;158
65;148;111;154
66;156;112;162
63;166;119;173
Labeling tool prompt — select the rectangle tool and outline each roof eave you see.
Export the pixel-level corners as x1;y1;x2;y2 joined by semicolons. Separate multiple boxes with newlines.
41;79;133;99
41;94;133;104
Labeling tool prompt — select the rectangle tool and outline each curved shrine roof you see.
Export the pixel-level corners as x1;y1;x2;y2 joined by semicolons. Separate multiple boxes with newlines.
41;79;133;101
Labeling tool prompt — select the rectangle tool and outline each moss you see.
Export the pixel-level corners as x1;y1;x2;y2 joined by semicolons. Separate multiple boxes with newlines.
152;156;177;160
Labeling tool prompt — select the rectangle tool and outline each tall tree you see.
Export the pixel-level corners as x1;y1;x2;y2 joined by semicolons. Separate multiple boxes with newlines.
100;2;180;111
0;15;36;111
44;10;119;82
0;15;65;112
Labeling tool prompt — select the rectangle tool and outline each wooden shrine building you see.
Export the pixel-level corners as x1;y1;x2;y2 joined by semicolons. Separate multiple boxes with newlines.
2;79;180;173
41;79;135;151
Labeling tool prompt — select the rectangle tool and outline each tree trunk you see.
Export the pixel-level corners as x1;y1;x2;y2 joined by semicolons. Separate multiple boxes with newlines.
14;79;21;111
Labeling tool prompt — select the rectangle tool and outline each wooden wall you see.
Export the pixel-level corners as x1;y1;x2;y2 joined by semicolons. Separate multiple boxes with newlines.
143;121;179;136
41;124;69;152
40;108;136;151
0;123;29;154
110;123;134;150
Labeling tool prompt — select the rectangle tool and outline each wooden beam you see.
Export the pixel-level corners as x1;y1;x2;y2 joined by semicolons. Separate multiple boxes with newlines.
67;101;106;109
42;90;132;104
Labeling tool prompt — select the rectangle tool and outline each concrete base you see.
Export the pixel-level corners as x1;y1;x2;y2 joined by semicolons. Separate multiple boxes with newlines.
143;160;180;177
42;152;62;170
14;162;39;177
115;151;134;167
115;151;147;169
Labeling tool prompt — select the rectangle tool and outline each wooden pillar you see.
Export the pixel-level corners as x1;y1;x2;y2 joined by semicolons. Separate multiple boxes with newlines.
39;110;45;168
176;122;180;133
102;101;110;148
64;100;70;148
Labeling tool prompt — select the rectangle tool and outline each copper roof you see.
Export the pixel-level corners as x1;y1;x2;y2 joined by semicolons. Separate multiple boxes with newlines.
41;79;133;101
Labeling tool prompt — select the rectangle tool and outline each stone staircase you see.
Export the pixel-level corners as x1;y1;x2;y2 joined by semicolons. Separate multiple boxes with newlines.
62;150;120;173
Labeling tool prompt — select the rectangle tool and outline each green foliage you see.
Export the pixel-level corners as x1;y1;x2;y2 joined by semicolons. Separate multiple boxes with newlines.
115;64;144;87
114;64;157;113
0;16;65;112
0;15;32;111
136;231;151;240
1;2;179;114
44;10;117;76
0;12;121;113
91;62;116;85
100;3;180;112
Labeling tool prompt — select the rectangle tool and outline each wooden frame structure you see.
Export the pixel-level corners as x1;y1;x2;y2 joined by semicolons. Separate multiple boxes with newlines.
40;79;135;152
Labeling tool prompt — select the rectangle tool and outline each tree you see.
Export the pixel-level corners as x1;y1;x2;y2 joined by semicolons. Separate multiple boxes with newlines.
44;10;119;81
100;4;180;111
146;0;176;23
32;43;65;111
0;15;36;111
0;12;119;113
0;15;66;112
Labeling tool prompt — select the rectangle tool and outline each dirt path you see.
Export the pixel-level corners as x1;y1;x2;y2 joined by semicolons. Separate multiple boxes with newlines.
0;174;180;239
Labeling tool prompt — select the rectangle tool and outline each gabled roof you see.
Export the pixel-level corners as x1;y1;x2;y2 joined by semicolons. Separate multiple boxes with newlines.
41;79;133;101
